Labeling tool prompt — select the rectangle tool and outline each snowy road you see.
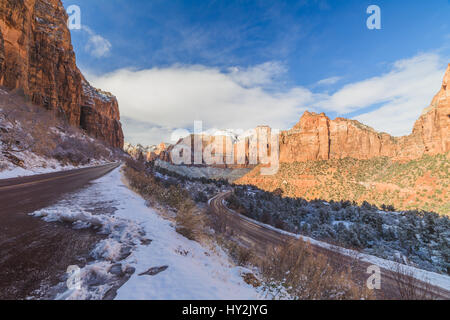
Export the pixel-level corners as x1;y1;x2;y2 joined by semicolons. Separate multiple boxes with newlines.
2;165;261;300
0;163;119;299
58;167;260;300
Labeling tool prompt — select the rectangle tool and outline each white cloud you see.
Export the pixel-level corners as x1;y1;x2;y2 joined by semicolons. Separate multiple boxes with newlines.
334;53;445;136
88;63;315;145
86;52;447;144
82;26;112;58
227;62;287;87
120;117;174;146
316;76;342;86
316;53;445;116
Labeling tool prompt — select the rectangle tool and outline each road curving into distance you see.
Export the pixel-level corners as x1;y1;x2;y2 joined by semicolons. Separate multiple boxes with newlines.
209;192;450;300
1;164;448;300
0;162;120;300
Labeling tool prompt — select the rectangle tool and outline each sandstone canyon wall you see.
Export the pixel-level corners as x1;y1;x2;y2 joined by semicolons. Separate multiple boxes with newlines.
279;64;449;163
0;0;123;148
161;64;449;166
156;127;276;168
279;113;400;162
124;142;170;162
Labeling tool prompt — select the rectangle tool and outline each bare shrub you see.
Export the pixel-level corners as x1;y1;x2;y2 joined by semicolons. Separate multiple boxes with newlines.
124;165;149;192
260;240;372;300
175;203;204;241
124;164;211;242
124;165;194;211
125;158;145;173
207;206;228;234
0;161;8;171
1;103;38;153
228;243;254;266
52;137;89;165
392;263;437;300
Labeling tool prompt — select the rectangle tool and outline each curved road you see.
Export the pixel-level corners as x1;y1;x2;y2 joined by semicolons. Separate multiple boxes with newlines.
0;163;120;300
209;192;450;300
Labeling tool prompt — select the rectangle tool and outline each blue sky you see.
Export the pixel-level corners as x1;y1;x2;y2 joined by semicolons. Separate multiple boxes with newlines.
62;0;450;145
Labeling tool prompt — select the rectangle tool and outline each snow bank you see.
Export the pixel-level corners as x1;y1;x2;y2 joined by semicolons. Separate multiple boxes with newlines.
0;151;109;180
31;167;260;300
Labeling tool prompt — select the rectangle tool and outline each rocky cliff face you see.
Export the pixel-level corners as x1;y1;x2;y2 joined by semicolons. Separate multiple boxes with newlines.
80;78;124;148
234;66;450;214
158;129;270;168
279;112;399;162
280;65;450;163
0;27;4;78
404;64;450;157
158;65;449;167
0;0;123;148
124;142;170;162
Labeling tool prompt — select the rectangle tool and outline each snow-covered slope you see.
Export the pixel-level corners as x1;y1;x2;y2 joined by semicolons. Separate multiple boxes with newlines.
31;167;260;300
0;92;117;180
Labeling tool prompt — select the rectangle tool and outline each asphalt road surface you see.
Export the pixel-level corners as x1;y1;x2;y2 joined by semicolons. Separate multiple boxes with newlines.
209;192;450;300
0;163;120;300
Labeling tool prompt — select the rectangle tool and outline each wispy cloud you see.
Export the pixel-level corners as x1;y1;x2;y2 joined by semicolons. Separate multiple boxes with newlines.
87;62;315;144
316;76;342;86
227;62;287;88
315;53;446;135
82;26;112;58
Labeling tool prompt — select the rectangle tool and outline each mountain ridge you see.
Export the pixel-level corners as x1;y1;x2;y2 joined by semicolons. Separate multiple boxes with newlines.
152;64;449;167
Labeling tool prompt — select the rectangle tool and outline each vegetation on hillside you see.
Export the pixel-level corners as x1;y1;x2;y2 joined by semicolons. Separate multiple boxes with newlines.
228;186;450;274
237;154;449;215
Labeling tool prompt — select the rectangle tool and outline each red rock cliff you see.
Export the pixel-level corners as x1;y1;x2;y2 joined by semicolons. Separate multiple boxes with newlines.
279;64;450;162
279;112;398;162
155;64;450;166
0;0;123;148
403;64;450;157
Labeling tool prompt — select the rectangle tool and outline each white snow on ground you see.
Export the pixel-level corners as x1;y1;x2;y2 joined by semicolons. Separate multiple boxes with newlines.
0;150;109;180
31;167;261;300
218;197;450;291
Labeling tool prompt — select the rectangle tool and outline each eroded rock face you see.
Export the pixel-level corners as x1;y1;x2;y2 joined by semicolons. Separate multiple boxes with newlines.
280;112;330;162
80;78;124;148
0;27;4;77
0;0;123;148
279;113;400;162
404;64;450;157
158;127;273;168
148;143;169;162
280;65;450;162
124;142;171;162
154;65;450;167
